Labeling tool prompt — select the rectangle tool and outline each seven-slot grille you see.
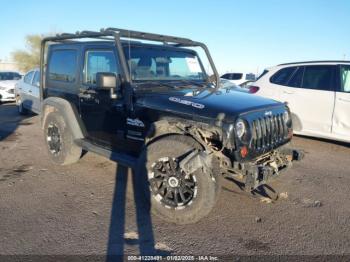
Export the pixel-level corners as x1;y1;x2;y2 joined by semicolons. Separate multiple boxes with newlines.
251;114;287;151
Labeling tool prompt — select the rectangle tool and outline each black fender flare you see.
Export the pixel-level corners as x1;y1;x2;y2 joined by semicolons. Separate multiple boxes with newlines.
41;97;87;140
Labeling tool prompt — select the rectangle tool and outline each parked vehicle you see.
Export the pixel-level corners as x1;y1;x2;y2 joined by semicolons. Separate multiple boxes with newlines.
252;61;350;143
15;68;41;114
220;78;249;93
221;72;256;86
40;28;302;224
239;80;255;89
0;71;21;102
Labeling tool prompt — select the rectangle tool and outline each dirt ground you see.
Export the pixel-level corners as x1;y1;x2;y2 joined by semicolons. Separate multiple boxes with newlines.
0;103;349;259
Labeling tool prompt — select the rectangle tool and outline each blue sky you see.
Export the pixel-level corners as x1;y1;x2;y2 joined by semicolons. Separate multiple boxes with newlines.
0;0;349;74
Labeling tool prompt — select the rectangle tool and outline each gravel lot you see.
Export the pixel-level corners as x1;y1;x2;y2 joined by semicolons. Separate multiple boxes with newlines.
0;103;349;259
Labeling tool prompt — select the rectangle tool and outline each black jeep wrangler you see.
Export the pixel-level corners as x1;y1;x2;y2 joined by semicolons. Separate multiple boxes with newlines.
40;28;301;224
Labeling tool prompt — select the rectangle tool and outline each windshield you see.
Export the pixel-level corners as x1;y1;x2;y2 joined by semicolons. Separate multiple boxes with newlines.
123;45;206;82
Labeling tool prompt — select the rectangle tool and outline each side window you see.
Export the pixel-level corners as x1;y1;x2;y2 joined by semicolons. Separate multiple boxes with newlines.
270;67;297;85
84;50;118;85
32;71;40;87
48;50;77;82
340;65;350;92
221;73;230;79
287;67;304;87
231;73;243;80
24;71;34;84
302;65;335;91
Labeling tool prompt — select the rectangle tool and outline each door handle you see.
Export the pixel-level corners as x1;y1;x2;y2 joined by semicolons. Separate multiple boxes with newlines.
79;93;92;99
78;89;97;100
338;97;350;103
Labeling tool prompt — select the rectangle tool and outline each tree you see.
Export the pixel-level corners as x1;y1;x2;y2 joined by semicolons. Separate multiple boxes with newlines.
11;34;43;72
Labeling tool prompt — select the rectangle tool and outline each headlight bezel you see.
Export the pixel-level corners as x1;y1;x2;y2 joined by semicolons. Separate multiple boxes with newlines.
235;118;251;143
235;119;246;139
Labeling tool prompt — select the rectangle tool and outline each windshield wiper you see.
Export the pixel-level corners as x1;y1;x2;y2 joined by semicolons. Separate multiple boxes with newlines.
136;81;180;90
174;79;208;88
135;80;208;90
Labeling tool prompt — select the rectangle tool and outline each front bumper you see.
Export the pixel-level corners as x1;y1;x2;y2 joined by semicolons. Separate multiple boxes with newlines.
233;146;304;191
0;93;15;102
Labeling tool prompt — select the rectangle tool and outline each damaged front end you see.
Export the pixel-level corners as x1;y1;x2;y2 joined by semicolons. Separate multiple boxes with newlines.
173;106;304;192
226;146;304;191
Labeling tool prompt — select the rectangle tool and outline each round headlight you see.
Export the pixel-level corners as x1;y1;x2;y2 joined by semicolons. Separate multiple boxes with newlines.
235;119;246;138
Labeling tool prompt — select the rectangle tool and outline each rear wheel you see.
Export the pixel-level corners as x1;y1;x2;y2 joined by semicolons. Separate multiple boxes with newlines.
137;135;221;224
43;111;82;165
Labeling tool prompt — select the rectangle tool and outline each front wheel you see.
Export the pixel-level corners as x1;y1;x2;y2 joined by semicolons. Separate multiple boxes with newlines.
136;135;221;224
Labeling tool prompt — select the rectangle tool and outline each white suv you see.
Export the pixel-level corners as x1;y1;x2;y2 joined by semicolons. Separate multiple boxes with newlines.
252;61;350;143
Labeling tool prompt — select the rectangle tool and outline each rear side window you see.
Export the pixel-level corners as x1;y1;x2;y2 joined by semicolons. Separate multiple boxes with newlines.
48;50;77;82
302;65;335;91
340;65;350;92
84;50;118;84
24;71;34;84
270;67;297;85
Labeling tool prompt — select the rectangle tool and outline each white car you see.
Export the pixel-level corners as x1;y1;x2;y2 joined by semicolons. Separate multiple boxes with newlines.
252;61;350;143
15;68;41;114
221;72;256;86
0;71;22;102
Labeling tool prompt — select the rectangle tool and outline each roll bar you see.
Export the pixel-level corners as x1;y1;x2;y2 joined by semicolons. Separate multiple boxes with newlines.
39;28;220;101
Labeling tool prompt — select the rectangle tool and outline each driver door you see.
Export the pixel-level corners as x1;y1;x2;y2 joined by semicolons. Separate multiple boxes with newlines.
79;47;126;150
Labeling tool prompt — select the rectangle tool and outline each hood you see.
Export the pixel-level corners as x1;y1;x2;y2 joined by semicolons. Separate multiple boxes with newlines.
0;80;18;90
136;87;285;122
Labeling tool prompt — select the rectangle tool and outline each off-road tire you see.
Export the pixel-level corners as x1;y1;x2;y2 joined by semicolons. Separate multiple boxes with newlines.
136;135;221;224
43;111;82;165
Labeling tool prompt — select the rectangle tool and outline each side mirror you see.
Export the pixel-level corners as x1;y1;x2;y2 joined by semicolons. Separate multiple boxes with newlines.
96;72;122;99
96;72;118;90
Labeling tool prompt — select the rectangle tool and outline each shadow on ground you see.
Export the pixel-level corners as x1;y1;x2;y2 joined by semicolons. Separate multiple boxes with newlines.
106;164;172;261
0;103;35;142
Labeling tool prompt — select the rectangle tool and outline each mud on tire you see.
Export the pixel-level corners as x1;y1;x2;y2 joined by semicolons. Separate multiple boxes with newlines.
136;135;221;224
43;111;82;165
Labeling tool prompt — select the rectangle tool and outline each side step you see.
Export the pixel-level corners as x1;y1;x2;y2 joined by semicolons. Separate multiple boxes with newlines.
75;139;137;168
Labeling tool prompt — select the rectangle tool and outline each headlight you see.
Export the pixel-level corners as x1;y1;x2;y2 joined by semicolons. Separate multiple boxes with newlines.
235;119;246;139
